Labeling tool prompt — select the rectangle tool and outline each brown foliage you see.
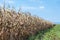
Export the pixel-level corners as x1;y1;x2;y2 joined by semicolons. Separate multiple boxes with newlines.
0;8;55;40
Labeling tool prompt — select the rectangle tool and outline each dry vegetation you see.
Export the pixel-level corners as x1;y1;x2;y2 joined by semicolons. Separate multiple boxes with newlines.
0;7;55;40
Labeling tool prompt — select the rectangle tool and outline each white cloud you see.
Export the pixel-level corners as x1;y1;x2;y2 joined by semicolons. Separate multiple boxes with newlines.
0;3;3;7
20;6;37;10
3;0;14;4
39;6;45;9
30;0;36;1
20;6;45;11
17;5;45;11
8;0;14;4
29;0;40;2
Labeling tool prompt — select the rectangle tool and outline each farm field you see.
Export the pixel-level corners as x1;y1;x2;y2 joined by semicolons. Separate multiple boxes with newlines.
28;24;60;40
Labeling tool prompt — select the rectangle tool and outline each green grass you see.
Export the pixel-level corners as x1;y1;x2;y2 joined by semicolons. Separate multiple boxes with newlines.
28;24;60;40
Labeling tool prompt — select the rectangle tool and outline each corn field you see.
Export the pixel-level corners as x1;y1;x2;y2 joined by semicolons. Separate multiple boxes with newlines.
0;8;56;40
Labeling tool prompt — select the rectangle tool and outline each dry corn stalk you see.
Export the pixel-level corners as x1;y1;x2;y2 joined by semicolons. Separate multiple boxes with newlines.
0;8;56;40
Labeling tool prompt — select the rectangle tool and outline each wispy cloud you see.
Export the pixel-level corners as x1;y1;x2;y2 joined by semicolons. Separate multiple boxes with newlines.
20;5;45;11
4;0;14;4
29;0;37;2
39;6;45;10
0;3;3;7
29;0;40;2
20;6;37;10
8;0;14;4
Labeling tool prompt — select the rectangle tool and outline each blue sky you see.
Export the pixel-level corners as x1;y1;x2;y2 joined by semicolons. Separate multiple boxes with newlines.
0;0;60;23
